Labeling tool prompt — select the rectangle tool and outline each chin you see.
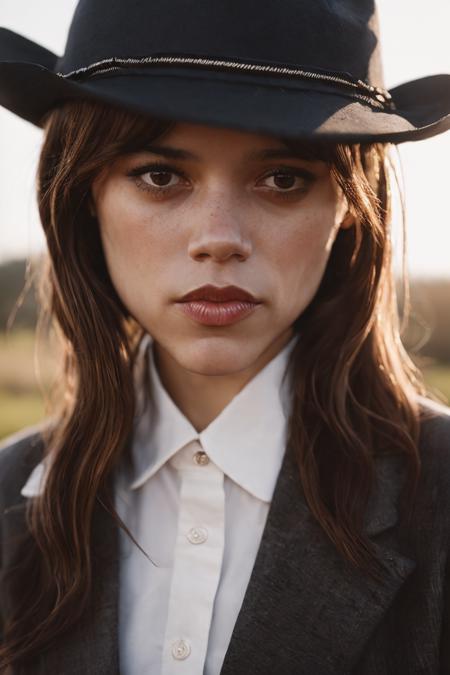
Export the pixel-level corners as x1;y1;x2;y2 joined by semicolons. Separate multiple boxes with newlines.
172;336;258;376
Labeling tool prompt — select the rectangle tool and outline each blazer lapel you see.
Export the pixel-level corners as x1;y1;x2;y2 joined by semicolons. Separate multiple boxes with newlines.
2;498;120;675
220;445;416;675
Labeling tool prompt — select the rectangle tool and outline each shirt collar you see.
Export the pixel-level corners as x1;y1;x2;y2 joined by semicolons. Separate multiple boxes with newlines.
21;458;49;498
21;332;298;503
130;333;297;502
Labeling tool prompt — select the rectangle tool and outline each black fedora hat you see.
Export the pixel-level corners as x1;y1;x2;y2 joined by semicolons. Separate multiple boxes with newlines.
0;0;449;144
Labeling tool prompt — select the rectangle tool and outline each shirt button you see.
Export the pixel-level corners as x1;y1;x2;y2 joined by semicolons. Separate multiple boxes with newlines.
171;638;191;660
187;526;208;544
193;450;209;465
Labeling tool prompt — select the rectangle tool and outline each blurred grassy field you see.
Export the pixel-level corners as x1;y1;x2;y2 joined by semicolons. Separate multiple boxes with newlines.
0;330;449;442
0;330;58;441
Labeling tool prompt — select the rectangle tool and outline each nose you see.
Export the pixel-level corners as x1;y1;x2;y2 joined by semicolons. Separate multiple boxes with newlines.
187;190;252;263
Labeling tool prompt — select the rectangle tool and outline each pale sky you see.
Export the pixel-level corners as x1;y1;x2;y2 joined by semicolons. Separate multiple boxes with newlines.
0;0;449;277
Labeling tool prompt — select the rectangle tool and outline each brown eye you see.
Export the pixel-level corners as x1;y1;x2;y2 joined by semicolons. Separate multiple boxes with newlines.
272;173;297;190
143;170;180;188
258;168;314;194
126;162;188;194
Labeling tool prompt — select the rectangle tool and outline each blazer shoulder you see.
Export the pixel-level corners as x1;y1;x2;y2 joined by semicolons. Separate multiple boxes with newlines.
0;424;46;511
417;396;450;492
419;396;450;446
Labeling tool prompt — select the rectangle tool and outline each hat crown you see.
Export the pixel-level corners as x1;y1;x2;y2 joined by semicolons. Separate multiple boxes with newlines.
57;0;384;87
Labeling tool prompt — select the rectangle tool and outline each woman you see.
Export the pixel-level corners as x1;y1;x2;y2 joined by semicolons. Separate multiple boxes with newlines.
0;0;449;673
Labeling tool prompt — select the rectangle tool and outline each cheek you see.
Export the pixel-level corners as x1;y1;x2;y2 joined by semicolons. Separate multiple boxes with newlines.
95;185;174;311
269;203;339;314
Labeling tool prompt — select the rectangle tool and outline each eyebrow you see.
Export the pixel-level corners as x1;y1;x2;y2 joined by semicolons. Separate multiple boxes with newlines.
140;144;316;163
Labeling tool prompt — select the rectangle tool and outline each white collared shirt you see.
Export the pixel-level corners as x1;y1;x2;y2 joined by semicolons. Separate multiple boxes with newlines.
21;333;297;674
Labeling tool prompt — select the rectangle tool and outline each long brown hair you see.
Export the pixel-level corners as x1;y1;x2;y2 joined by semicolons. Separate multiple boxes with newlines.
0;99;428;669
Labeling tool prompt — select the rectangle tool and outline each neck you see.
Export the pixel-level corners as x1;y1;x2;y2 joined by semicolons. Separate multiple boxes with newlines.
153;331;293;432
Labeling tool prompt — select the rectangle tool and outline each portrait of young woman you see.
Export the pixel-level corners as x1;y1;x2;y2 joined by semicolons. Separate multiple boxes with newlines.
0;0;449;673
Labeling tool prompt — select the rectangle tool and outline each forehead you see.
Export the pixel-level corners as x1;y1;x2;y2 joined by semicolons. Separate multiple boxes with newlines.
160;121;282;147
141;121;332;164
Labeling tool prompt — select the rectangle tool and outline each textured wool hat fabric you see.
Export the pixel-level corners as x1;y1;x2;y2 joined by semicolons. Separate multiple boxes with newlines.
0;0;449;143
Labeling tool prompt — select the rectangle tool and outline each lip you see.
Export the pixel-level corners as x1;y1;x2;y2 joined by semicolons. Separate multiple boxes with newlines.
177;300;260;326
176;284;262;326
179;284;260;303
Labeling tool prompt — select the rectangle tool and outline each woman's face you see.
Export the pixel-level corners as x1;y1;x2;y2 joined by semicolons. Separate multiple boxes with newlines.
92;122;351;376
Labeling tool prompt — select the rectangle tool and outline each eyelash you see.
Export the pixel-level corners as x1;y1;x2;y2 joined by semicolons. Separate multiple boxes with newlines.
126;161;315;201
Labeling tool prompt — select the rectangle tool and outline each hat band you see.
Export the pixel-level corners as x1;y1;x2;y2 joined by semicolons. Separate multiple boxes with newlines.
56;54;394;110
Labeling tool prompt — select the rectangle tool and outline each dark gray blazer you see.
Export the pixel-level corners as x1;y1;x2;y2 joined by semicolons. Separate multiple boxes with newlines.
1;402;450;674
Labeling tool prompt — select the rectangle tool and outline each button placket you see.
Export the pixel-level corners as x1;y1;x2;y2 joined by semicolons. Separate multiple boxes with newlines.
161;441;225;674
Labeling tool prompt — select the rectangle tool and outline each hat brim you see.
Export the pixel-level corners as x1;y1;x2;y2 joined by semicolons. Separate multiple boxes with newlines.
0;29;449;143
